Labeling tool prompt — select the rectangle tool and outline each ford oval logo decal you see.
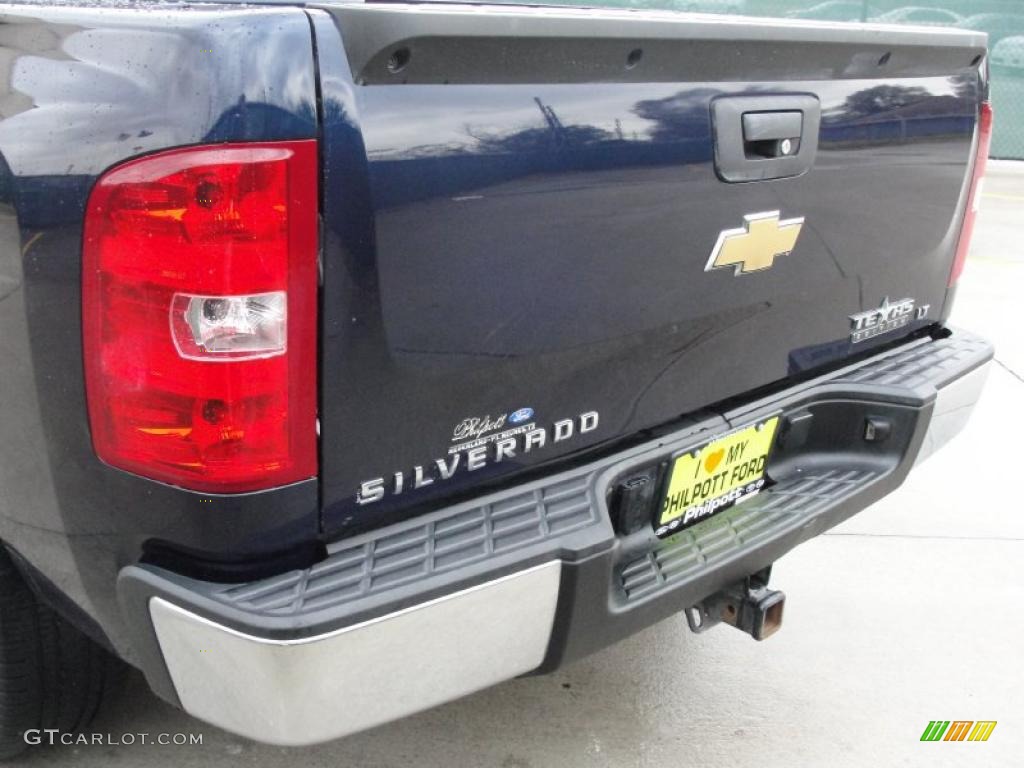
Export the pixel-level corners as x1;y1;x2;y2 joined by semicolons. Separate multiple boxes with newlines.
509;407;534;424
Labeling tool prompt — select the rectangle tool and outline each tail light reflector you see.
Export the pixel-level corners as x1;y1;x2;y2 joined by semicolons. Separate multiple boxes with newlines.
949;101;992;286
82;141;318;492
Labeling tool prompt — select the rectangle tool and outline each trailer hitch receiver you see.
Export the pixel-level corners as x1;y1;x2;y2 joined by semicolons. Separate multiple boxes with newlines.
686;567;785;641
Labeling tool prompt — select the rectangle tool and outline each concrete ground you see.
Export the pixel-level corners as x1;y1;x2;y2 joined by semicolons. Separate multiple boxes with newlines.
14;163;1024;767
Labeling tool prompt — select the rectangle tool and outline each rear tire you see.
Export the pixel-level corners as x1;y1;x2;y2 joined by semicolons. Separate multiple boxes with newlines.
0;548;122;759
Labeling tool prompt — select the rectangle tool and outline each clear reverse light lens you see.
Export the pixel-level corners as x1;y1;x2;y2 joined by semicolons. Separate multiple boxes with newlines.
171;291;287;360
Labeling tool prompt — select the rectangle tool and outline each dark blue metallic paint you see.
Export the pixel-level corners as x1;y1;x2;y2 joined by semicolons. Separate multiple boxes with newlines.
0;3;984;666
316;8;979;534
0;4;319;662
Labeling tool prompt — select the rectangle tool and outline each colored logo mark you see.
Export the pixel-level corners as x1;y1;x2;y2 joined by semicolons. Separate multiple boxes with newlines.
509;408;534;424
920;720;997;742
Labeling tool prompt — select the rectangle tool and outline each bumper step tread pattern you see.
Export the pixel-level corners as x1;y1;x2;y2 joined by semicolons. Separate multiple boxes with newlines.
204;330;987;621
214;476;599;617
620;467;879;601
831;330;990;391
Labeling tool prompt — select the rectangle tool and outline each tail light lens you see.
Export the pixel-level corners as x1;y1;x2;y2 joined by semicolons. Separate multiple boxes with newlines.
83;141;318;492
949;101;992;286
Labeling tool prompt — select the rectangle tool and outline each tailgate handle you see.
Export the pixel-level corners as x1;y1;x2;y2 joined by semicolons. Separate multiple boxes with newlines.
742;111;802;158
712;95;820;183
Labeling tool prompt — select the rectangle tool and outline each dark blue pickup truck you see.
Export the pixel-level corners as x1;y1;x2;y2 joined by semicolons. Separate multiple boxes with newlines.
0;0;993;755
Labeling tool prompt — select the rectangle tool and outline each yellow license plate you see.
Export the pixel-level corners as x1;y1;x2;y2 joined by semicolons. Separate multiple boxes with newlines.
656;416;780;536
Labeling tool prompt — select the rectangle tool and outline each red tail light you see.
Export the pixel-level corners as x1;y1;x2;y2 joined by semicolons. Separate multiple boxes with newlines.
83;141;318;492
949;101;992;286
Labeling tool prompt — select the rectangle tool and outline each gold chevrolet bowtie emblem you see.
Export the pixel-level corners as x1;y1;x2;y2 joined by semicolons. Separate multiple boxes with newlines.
705;211;804;276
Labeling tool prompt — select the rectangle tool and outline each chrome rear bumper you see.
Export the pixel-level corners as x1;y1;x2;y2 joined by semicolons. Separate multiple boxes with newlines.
121;328;992;747
150;562;560;746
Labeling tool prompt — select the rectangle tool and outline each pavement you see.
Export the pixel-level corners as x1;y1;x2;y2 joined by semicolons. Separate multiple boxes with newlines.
12;162;1024;767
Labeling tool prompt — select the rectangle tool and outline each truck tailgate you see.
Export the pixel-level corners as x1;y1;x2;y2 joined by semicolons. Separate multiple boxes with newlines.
312;5;986;534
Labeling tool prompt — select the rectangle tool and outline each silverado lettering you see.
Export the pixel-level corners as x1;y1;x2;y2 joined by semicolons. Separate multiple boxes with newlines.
358;411;601;504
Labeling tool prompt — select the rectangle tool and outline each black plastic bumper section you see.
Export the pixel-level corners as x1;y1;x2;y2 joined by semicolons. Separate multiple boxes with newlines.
118;328;992;706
